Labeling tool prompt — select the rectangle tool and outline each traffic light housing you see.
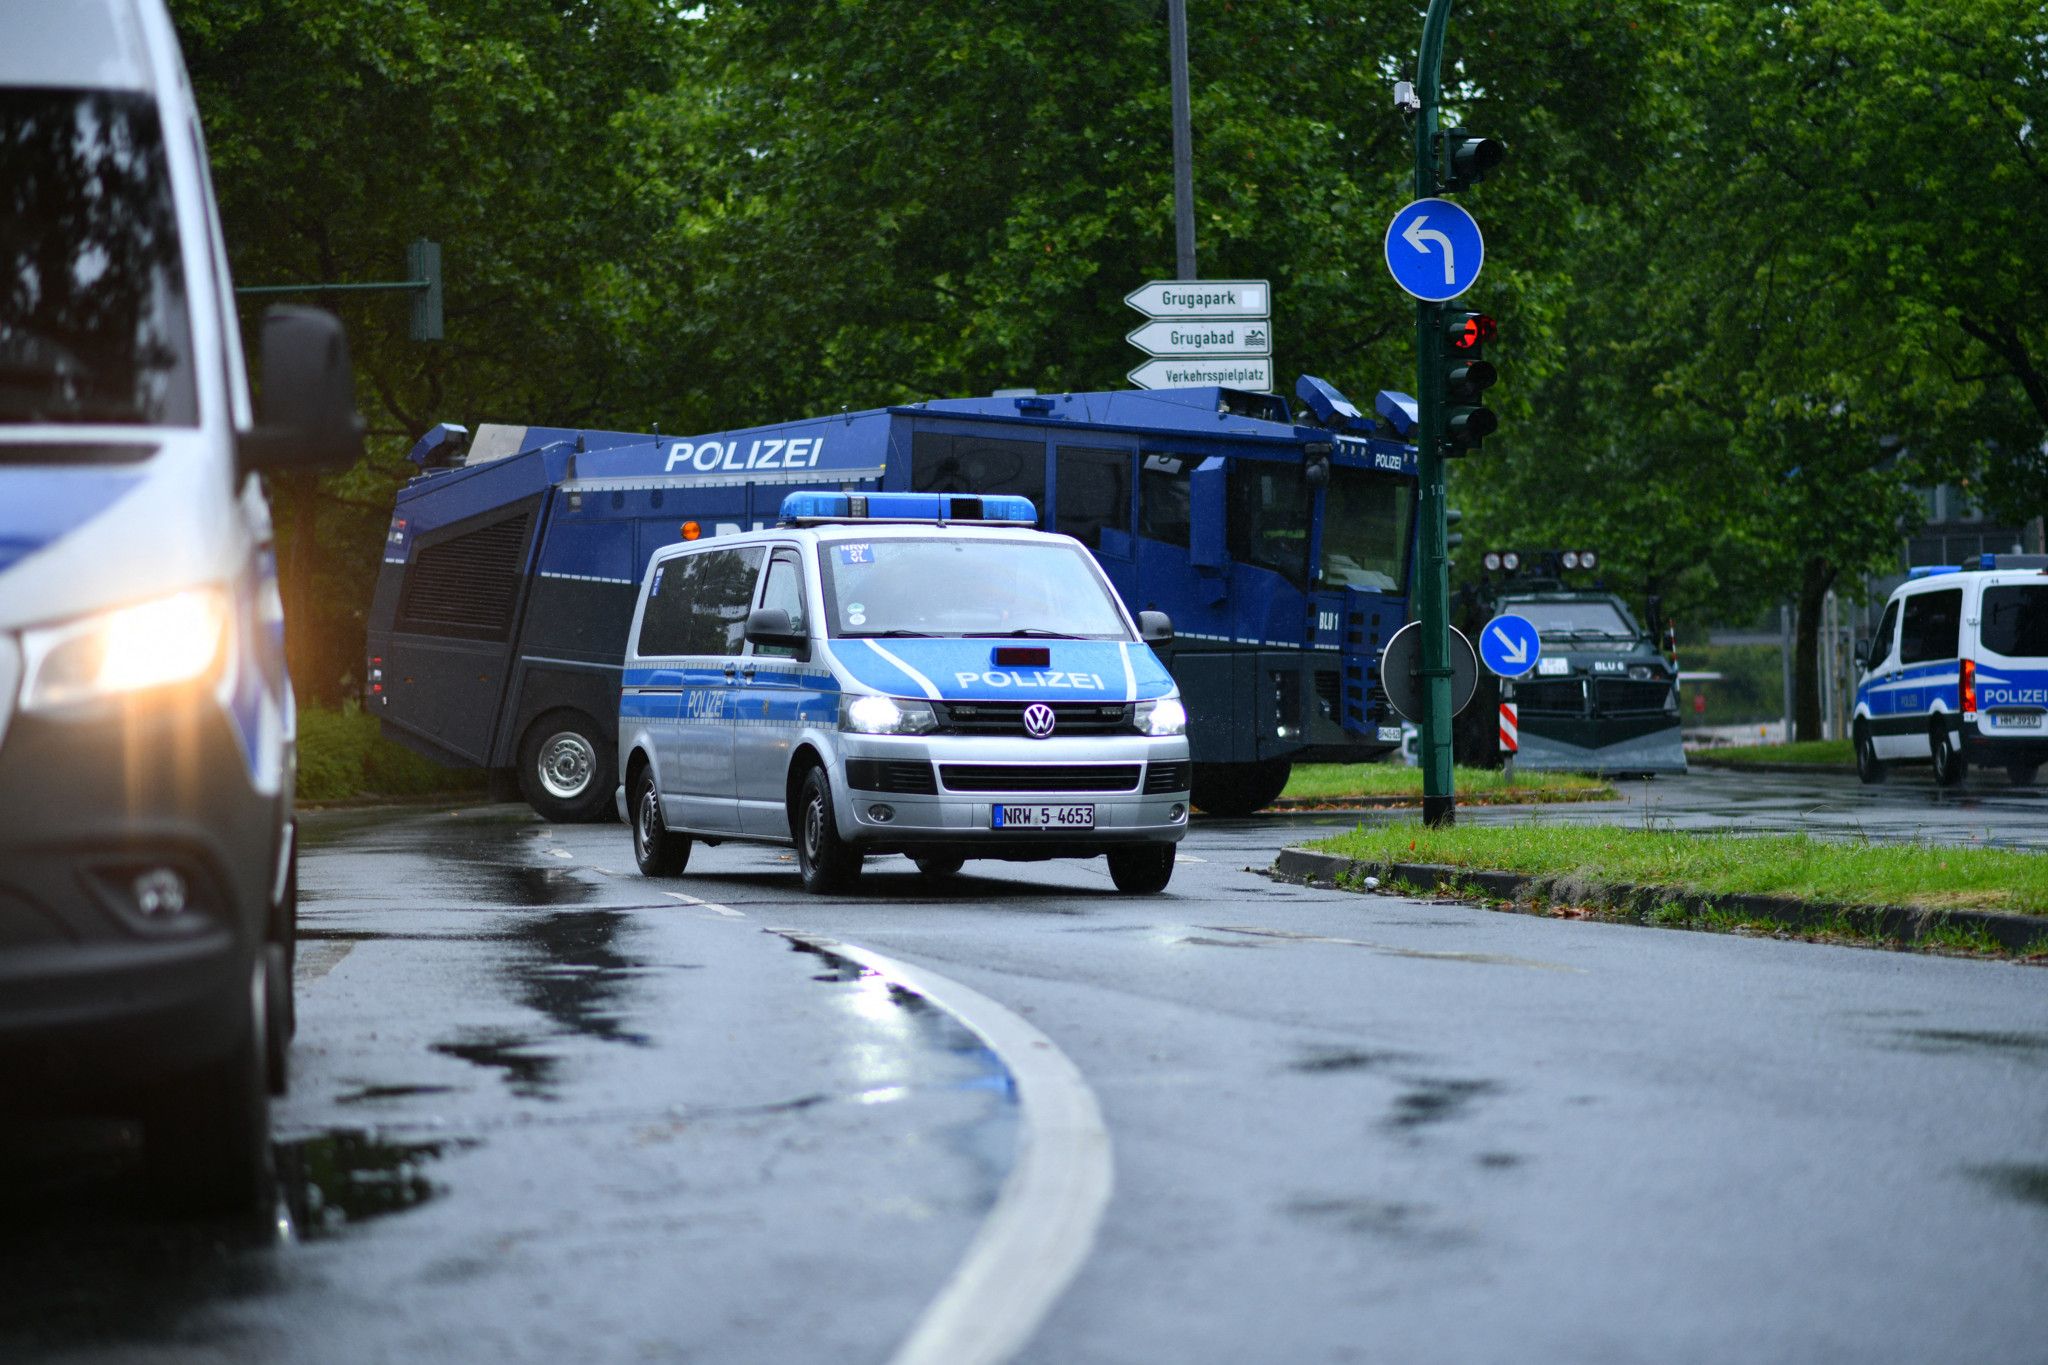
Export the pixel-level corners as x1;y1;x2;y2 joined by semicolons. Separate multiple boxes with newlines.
1441;311;1498;453
1438;129;1504;192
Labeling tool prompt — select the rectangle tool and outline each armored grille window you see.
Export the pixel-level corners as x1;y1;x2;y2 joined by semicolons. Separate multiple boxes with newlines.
911;432;1045;522
395;513;532;639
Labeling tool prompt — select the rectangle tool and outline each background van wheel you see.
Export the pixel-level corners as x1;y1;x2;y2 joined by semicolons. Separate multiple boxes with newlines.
2009;763;2040;786
793;767;861;894
146;957;273;1218
1854;724;1887;785
1107;845;1176;894
1190;759;1293;817
1930;720;1968;787
518;710;617;823
632;768;691;876
266;829;298;1095
915;855;965;882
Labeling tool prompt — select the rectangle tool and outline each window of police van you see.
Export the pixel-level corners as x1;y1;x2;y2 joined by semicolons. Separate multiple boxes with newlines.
1982;584;2048;658
1;88;197;428
1868;598;1901;667
638;546;763;654
752;550;809;659
1900;588;1962;665
818;537;1129;639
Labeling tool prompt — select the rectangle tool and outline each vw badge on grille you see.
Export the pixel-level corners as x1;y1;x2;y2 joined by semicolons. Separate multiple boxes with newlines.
1023;703;1056;739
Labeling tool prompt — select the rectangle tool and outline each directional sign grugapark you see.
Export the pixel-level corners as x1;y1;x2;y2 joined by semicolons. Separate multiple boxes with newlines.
1479;612;1541;678
1383;198;1484;302
1124;318;1271;359
1123;279;1270;319
1126;356;1274;391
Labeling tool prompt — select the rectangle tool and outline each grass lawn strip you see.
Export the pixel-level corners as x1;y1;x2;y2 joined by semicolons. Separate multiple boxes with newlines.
1309;822;2048;916
1688;738;1851;768
1278;763;1616;807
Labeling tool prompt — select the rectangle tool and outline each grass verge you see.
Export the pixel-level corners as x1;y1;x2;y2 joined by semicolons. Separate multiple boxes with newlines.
297;701;486;803
1688;738;1852;767
1281;763;1614;805
1309;821;2048;916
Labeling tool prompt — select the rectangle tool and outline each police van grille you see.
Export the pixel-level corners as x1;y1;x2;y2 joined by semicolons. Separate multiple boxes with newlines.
936;701;1133;735
939;764;1142;793
396;513;532;639
1143;760;1192;794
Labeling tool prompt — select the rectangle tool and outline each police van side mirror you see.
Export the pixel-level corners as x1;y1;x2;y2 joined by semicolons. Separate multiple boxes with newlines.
239;306;367;477
1854;637;1871;671
744;606;805;650
1138;610;1174;644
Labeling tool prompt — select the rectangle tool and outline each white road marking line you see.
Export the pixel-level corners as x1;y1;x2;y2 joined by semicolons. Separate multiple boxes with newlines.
773;931;1112;1365
1204;924;1582;972
547;847;573;859
663;890;744;918
1174;853;1207;863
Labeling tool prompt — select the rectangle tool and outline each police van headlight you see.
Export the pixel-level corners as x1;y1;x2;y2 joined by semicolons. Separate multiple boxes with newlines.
840;694;938;735
1135;696;1187;736
19;588;231;712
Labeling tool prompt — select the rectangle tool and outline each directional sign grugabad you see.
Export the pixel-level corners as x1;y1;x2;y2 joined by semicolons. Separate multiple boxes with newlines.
1123;279;1270;319
1378;620;1479;722
1383;198;1484;302
1124;317;1271;359
1478;612;1541;678
1126;357;1274;392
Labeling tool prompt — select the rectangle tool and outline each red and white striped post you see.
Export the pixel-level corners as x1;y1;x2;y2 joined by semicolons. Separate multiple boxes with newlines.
1498;700;1518;781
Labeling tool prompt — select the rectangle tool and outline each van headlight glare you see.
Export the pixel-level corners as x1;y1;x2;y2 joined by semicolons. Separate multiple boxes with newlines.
1135;696;1187;736
840;694;937;735
20;588;230;712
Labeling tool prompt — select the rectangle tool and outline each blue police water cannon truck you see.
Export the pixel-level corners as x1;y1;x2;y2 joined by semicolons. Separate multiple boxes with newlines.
365;378;1422;819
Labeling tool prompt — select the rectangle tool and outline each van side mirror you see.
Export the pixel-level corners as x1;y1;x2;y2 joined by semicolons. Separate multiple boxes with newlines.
1854;637;1871;671
744;606;804;650
239;306;366;476
1138;610;1174;644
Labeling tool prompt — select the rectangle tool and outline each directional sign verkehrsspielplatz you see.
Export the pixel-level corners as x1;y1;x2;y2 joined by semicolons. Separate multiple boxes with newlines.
1124;279;1272;391
1383;198;1484;302
1478;612;1541;678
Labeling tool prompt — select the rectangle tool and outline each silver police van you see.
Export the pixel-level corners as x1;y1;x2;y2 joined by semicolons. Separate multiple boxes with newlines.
1;0;361;1213
1853;554;2048;786
617;492;1192;893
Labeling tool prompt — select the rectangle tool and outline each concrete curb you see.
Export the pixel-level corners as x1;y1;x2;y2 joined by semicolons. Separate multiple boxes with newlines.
1272;847;2048;954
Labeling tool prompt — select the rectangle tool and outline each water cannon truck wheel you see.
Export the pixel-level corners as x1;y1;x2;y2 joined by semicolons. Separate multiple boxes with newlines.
519;710;618;823
1190;759;1293;817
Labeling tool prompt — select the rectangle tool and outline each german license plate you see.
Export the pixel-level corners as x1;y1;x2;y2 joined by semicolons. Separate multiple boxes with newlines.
1993;711;2043;729
992;803;1095;830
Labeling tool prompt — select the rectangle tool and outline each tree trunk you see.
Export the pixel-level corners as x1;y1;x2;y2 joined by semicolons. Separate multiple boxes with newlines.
1792;556;1836;743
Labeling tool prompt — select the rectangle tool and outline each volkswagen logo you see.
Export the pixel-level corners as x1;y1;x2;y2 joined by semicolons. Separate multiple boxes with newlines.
1023;703;1056;739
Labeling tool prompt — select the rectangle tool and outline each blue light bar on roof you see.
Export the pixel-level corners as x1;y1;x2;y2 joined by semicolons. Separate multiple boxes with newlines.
778;491;1038;524
1907;565;1960;578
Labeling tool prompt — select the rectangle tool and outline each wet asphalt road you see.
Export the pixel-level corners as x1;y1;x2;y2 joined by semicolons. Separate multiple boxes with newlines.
2;788;2045;1365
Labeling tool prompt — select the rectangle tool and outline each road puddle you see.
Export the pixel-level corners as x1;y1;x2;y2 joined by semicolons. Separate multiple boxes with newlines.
277;1130;472;1239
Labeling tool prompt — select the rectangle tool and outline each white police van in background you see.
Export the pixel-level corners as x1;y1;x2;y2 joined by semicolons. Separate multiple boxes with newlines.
1852;554;2048;787
0;0;362;1213
619;491;1192;893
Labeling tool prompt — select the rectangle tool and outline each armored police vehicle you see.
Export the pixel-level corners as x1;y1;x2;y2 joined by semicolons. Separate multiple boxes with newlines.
622;491;1190;892
1853;554;2048;786
0;0;362;1213
366;377;1421;821
1474;551;1686;776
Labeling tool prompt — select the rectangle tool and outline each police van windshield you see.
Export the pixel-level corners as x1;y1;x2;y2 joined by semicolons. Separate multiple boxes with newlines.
1982;585;2048;658
1512;599;1636;638
819;537;1131;639
1;89;197;430
1320;467;1412;593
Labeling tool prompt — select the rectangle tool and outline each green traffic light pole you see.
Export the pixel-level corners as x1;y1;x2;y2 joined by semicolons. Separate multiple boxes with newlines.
1413;0;1456;828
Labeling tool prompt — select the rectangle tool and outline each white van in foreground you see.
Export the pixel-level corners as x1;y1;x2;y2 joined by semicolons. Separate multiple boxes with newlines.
0;0;362;1213
1853;554;2048;786
619;492;1192;893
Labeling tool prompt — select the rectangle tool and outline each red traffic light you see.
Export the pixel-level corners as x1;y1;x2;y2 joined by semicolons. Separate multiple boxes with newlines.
1449;313;1497;352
